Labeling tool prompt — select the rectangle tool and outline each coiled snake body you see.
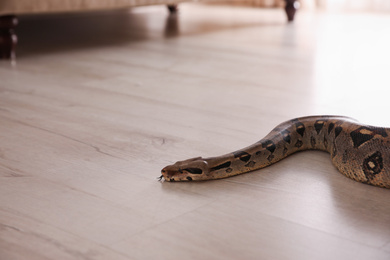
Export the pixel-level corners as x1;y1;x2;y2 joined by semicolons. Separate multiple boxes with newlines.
161;116;390;188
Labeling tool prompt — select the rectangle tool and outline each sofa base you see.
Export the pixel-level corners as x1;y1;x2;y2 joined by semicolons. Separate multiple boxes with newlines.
0;3;298;59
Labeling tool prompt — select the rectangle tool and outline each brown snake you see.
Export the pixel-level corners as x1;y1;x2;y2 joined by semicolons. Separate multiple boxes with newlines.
160;116;390;188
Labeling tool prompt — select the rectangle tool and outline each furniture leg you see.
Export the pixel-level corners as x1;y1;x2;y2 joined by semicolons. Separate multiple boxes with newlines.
167;5;178;14
284;0;299;22
0;15;18;59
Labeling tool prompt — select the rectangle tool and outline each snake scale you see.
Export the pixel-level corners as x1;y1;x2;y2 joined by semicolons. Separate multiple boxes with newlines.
161;116;390;188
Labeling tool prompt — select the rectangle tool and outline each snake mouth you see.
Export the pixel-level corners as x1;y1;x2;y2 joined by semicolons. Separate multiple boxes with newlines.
167;176;193;182
160;168;178;182
160;169;196;182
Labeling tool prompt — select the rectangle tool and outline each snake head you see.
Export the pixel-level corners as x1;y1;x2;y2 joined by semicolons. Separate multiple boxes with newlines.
161;157;209;182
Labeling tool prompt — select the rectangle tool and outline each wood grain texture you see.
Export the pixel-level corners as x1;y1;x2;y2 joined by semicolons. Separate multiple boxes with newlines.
1;4;390;260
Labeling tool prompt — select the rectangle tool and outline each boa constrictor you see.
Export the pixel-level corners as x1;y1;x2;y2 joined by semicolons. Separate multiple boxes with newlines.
161;116;390;189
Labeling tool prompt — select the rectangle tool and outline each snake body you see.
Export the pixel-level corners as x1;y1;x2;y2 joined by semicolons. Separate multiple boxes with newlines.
161;116;390;188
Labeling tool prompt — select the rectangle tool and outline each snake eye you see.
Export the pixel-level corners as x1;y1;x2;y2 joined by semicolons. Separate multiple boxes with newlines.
184;168;203;174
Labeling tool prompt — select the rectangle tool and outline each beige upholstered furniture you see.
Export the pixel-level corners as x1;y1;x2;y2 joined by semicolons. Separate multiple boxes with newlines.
0;0;298;59
0;0;191;15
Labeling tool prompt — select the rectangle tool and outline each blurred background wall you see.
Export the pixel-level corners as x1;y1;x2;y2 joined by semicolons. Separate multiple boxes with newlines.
211;0;390;12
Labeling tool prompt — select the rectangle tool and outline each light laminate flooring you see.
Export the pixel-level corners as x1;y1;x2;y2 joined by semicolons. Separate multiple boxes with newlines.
1;4;390;260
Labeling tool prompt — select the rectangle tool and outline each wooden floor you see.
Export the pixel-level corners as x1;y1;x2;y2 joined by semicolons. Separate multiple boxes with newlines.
1;4;390;260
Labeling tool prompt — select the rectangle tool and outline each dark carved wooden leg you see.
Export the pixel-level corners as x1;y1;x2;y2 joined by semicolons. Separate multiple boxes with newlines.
167;4;178;14
284;0;299;22
0;15;18;59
